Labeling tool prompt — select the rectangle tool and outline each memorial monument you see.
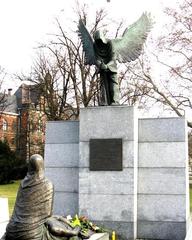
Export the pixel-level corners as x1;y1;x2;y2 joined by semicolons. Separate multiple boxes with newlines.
2;10;189;240
44;12;190;240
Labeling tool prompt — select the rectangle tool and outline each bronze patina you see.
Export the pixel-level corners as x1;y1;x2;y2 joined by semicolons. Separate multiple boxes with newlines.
78;13;153;105
1;154;82;240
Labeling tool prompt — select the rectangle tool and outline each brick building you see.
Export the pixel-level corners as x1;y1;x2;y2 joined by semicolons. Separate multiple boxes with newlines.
0;84;46;160
0;90;18;151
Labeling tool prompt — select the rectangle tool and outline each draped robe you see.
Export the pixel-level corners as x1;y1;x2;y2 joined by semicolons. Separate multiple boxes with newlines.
5;173;54;240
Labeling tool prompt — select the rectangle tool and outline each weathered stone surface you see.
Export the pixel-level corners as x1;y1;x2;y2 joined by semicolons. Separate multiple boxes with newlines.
79;168;134;195
79;140;135;168
79;106;137;240
44;111;188;240
137;220;186;240
137;117;188;239
139;118;186;142
80;106;136;141
79;194;134;222
53;192;78;216
139;142;187;168
138;194;186;222
45;143;79;167
138;168;186;194
93;220;135;240
45;121;79;144
45;167;78;192
45;121;80;216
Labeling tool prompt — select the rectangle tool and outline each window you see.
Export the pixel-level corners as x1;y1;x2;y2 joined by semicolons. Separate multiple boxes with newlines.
2;119;8;131
11;138;15;145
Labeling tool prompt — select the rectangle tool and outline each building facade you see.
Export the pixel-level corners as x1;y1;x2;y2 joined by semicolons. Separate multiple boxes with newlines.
0;84;46;160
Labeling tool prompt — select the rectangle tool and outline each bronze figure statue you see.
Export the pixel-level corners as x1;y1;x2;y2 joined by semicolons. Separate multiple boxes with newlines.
78;13;153;105
1;154;82;240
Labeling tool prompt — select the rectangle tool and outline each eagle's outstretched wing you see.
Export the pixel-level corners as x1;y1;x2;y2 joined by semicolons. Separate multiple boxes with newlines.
78;19;96;65
112;13;153;63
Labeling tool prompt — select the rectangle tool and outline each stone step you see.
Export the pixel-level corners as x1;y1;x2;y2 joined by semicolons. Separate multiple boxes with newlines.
90;233;109;240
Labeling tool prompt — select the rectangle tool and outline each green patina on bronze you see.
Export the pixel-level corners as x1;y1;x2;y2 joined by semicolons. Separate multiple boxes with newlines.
1;155;97;240
78;13;153;106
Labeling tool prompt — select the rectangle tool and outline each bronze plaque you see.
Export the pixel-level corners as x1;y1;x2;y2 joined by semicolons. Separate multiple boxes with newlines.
89;138;122;171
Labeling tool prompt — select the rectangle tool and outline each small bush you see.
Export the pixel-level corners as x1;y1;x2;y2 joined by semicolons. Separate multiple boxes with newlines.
0;140;27;184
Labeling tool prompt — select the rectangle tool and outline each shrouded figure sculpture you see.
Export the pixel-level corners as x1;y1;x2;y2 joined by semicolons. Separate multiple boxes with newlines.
78;13;153;105
2;154;81;240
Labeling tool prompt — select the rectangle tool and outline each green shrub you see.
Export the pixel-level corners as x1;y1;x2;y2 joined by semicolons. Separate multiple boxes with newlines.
0;140;27;184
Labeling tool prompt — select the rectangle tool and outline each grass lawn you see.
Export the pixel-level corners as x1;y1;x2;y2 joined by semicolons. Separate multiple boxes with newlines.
0;180;20;216
1;181;192;217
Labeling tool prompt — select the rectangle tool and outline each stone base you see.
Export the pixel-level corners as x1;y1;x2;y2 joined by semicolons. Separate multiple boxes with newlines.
79;106;138;240
45;121;79;216
44;108;189;240
93;221;135;240
137;221;186;240
89;233;109;240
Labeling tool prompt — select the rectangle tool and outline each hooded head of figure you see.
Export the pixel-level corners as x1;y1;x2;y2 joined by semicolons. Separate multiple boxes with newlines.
93;30;108;45
28;154;44;176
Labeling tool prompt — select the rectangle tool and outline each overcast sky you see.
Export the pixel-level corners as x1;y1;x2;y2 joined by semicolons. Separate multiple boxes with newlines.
0;0;179;90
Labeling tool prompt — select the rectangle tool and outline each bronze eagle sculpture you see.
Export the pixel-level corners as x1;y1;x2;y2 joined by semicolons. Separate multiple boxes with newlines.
78;13;153;105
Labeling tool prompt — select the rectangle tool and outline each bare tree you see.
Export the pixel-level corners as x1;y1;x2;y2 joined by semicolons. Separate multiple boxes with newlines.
151;0;192;126
19;8;111;120
120;0;192;127
0;66;7;112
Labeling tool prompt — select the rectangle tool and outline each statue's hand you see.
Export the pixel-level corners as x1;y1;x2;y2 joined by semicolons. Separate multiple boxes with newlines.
96;60;107;70
96;60;102;68
100;63;108;70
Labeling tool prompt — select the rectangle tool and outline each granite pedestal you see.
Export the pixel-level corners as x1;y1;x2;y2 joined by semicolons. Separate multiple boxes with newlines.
45;121;79;216
79;106;138;240
137;118;189;240
44;106;189;240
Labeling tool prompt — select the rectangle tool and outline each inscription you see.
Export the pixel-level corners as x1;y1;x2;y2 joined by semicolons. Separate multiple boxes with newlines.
89;138;122;171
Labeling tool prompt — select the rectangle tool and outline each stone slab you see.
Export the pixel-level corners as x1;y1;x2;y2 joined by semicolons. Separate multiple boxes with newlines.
89;233;109;240
79;168;134;195
80;106;135;141
45;167;78;192
79;141;134;168
45;121;79;144
139;118;186;142
0;222;8;238
137;220;186;240
138;168;186;194
0;198;9;238
53;192;78;216
0;198;9;222
138;194;187;222
139;142;187;167
93;220;135;240
79;194;134;222
45;144;79;167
